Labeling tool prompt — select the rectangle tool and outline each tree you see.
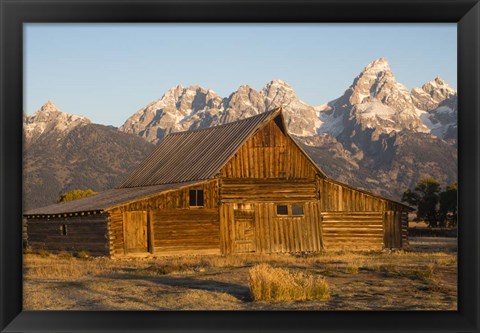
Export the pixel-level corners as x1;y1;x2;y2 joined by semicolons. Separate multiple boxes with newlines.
56;189;96;203
438;182;458;227
402;178;441;227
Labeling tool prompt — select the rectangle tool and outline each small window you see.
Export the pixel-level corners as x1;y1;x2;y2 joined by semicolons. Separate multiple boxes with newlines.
189;189;204;207
60;224;67;236
276;205;288;215
292;204;304;216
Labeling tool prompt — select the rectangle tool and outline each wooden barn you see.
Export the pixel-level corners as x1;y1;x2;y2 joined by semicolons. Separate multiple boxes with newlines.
24;108;413;257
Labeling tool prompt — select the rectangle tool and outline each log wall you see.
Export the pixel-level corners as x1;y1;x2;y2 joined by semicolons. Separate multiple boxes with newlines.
107;180;219;257
321;212;384;250
151;209;219;254
220;178;318;202
319;178;406;212
26;214;109;256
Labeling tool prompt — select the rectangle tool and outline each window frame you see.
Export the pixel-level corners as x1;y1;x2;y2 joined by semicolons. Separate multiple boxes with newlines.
60;224;68;236
276;204;289;216
189;189;204;207
292;204;304;216
275;203;305;217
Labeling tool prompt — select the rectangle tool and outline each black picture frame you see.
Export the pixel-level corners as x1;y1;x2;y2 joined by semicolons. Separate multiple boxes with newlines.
1;0;479;332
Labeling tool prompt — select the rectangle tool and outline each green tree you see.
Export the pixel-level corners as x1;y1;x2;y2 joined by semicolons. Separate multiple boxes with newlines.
56;189;96;203
402;178;441;227
439;182;458;227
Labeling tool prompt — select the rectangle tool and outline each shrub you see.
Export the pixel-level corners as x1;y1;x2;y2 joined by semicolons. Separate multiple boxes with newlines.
248;264;330;302
56;189;96;203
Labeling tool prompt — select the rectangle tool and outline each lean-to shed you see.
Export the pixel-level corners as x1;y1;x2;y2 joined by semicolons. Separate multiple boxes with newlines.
24;108;413;257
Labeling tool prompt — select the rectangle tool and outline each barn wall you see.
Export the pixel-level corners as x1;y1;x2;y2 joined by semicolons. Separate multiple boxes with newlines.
318;178;406;212
26;214;109;256
107;180;219;257
220;178;318;202
220;202;322;254
220;121;317;179
151;209;219;254
321;212;384;250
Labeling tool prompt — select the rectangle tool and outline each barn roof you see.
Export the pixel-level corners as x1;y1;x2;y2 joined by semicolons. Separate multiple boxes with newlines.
24;180;206;216
118;108;322;187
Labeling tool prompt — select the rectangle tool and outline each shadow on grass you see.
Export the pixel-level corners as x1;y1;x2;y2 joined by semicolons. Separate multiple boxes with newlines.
100;272;252;302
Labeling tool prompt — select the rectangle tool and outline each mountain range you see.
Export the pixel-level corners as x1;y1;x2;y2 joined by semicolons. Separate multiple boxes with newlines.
23;58;457;210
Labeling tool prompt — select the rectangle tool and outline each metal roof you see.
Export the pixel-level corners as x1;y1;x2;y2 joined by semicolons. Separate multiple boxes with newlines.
24;181;206;216
119;108;283;188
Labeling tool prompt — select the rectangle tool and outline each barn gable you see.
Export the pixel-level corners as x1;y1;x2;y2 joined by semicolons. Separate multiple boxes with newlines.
219;117;320;179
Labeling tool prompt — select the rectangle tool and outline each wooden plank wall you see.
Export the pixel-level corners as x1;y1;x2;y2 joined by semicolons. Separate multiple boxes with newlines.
26;214;109;256
220;202;322;254
151;209;219;253
107;181;218;257
220;121;317;179
383;211;404;249
401;211;409;247
220;179;318;202
318;178;407;212
321;212;384;250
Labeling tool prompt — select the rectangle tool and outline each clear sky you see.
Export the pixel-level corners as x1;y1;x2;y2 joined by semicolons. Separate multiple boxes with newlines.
24;24;457;127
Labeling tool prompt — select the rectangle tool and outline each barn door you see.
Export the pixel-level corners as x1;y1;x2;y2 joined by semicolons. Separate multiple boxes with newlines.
233;209;256;253
124;211;148;253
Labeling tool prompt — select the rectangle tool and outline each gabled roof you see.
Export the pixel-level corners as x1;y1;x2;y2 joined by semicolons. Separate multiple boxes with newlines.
119;108;322;187
24;180;206;216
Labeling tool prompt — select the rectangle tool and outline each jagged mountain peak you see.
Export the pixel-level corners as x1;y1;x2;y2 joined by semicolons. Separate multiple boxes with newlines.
363;57;391;74
24;101;91;139
28;100;90;123
420;76;456;97
411;76;456;113
263;79;292;88
37;100;61;114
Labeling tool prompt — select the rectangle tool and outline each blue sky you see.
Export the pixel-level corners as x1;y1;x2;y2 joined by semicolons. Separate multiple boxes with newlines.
24;24;457;127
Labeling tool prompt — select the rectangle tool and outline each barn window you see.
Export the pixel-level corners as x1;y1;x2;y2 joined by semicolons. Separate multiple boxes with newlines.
189;189;204;207
276;205;288;215
292;204;304;216
60;224;67;236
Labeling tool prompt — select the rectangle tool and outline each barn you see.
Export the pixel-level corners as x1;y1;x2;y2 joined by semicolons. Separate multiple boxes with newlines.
24;108;413;257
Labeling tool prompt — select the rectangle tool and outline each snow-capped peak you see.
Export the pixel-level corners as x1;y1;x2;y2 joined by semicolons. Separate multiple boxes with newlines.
37;100;60;114
363;57;391;74
24;101;90;139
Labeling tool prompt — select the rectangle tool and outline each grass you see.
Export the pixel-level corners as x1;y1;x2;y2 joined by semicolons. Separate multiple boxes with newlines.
23;237;457;310
248;263;330;302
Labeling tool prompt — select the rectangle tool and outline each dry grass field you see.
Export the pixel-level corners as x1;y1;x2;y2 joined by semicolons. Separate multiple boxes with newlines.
23;237;457;310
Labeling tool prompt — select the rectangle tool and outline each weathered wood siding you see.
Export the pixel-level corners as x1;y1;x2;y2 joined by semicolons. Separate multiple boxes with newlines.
220;179;318;202
319;178;406;212
220;121;317;179
220;202;322;254
151;209;219;253
321;212;384;250
107;180;219;257
383;211;409;249
26;214;109;256
401;211;409;247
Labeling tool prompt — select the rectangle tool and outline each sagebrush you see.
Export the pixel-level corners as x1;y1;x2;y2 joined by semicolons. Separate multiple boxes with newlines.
248;263;330;302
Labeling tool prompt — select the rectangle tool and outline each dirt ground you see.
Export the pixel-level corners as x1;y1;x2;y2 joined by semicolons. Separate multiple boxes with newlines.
23;237;457;310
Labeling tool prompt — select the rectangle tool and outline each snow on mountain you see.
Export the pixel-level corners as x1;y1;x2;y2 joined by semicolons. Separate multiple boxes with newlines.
321;58;432;140
24;100;91;140
119;85;223;143
119;79;321;143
